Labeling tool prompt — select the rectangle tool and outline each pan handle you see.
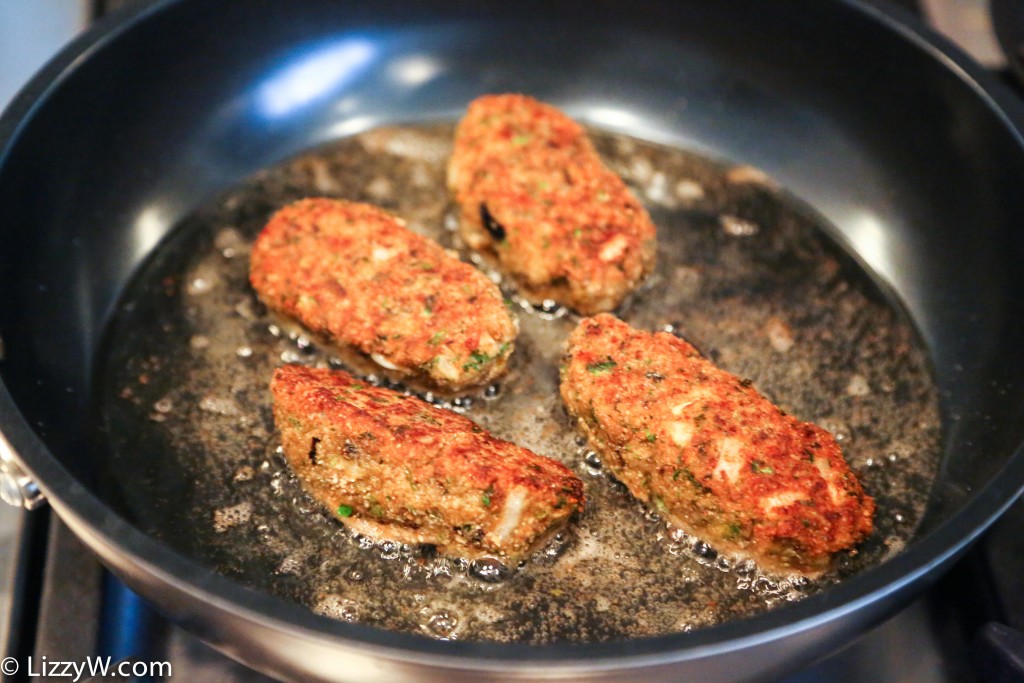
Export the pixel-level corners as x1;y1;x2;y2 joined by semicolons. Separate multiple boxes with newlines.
0;431;46;510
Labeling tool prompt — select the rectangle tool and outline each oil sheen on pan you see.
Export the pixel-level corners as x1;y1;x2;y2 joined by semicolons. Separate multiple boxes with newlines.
94;123;941;644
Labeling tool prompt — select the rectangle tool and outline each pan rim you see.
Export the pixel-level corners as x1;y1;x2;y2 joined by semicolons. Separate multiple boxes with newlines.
2;0;1024;670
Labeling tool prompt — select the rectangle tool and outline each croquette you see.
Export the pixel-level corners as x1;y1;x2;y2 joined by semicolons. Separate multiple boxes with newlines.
250;198;518;392
271;365;585;563
448;94;657;315
559;314;874;575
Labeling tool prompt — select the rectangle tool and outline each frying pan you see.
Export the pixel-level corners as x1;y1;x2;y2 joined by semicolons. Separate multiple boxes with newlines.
2;0;1024;681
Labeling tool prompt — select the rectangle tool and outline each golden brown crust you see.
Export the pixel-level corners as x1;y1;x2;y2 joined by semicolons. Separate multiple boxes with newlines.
560;314;874;575
448;94;657;315
250;198;518;392
271;365;584;562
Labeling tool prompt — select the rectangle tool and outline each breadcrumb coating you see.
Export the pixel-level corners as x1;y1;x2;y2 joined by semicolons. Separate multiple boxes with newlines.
250;198;518;391
271;365;584;562
560;314;874;575
448;94;656;314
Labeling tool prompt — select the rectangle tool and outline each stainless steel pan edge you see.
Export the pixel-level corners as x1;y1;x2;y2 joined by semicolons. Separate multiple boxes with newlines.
1;0;1024;681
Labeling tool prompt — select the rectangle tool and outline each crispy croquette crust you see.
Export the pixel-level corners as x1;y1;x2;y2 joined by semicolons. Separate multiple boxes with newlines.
250;198;518;392
271;365;584;563
448;94;657;315
560;314;875;576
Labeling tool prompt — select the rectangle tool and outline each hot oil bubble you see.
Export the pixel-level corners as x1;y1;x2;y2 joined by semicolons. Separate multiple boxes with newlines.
665;540;685;557
378;540;402;560
403;562;431;582
470;557;510;583
276;554;304;575
817;418;852;445
675;180;708;204
753;576;780;594
846;374;871;397
451;396;474;413
213;502;253;533
644;171;672;206
719;214;760;237
199;395;241;416
541;532;572;560
214;227;245;259
148;397;174;422
736;571;806;603
641;509;663;534
315;594;360;622
430;557;454;580
535;299;568;320
234;466;255;482
422;607;462;640
693;540;717;561
582;451;602;475
187;276;214;296
734;559;757;576
280;350;303;363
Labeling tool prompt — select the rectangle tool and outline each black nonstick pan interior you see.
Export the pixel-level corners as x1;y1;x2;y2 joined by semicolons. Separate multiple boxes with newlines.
1;0;1024;680
91;122;942;643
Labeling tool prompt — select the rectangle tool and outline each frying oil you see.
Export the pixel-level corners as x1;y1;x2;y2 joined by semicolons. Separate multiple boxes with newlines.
94;124;940;644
